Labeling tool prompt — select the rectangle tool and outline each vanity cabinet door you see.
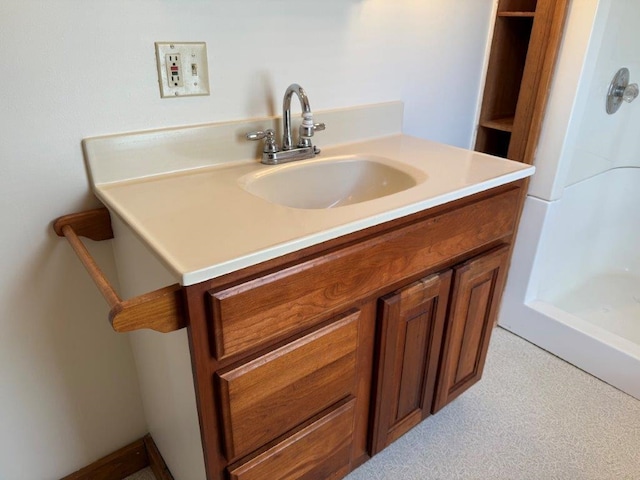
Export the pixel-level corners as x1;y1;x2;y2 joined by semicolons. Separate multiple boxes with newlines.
433;245;509;412
371;270;452;454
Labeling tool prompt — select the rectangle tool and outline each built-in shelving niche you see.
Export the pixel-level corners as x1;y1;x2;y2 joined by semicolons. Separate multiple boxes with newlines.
476;8;534;158
474;0;570;164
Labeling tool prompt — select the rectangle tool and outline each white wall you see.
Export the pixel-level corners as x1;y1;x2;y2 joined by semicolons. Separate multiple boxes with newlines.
0;1;493;478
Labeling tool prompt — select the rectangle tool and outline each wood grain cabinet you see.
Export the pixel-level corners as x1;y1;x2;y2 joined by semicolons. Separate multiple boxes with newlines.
184;183;525;479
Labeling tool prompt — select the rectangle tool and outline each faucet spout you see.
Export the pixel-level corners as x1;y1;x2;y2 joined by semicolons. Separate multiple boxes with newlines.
246;82;325;164
282;84;311;151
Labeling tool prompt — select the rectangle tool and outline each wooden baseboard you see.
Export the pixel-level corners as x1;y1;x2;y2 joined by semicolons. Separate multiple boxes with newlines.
143;435;174;480
61;434;173;480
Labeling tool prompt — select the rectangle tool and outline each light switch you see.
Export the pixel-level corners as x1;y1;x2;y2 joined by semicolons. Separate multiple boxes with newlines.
155;42;210;98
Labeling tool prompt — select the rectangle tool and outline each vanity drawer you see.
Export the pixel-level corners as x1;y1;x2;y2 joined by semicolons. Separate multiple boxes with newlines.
209;187;519;360
227;398;356;480
216;310;360;461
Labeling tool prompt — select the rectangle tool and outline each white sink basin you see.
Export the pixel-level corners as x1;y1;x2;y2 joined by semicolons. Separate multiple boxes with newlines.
239;155;426;209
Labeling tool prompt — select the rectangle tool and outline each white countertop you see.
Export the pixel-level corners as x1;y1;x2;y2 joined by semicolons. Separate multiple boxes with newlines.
94;133;534;285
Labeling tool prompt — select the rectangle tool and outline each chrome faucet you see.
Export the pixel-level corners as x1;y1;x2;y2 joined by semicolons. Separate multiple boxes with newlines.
246;83;325;165
283;84;312;150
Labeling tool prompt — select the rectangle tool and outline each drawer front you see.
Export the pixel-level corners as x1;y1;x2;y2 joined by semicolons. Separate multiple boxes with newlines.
210;187;519;360
217;310;360;461
228;399;356;480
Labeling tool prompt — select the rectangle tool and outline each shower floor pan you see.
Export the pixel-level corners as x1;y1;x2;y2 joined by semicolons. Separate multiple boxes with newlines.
546;270;640;345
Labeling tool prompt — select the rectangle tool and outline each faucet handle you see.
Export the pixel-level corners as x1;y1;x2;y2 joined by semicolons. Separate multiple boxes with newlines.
246;129;279;153
299;113;326;139
246;129;274;141
299;112;315;139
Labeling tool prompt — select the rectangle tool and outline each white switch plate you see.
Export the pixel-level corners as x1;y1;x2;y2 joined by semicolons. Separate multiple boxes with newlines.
155;42;210;98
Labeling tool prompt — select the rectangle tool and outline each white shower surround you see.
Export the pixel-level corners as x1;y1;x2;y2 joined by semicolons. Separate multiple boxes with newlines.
499;0;640;400
501;168;640;399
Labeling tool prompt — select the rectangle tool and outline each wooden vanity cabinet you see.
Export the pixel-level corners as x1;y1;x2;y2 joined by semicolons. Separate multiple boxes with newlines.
184;182;524;480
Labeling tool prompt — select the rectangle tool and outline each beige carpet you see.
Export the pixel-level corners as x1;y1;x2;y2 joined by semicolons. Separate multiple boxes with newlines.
124;466;156;480
346;327;640;480
127;328;640;480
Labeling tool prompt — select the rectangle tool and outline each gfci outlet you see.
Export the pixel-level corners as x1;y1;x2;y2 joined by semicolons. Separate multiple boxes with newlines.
155;42;210;98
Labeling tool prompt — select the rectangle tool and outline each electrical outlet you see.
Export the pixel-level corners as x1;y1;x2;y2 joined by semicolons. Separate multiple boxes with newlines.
155;42;210;98
165;53;183;88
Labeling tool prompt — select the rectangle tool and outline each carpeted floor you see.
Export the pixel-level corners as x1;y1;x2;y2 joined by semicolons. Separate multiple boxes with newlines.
124;466;156;480
126;328;640;480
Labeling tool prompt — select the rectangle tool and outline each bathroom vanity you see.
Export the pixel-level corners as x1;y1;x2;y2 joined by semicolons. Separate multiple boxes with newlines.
188;184;519;480
56;102;533;479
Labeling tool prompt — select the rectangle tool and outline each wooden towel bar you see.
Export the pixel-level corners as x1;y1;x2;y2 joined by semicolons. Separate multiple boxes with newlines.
53;208;186;333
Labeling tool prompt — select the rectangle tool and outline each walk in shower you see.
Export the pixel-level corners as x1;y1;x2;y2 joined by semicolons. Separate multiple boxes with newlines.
499;0;640;399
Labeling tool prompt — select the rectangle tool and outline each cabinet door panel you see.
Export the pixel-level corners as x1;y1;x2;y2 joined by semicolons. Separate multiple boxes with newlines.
433;245;509;412
454;276;492;385
217;310;359;461
371;271;452;454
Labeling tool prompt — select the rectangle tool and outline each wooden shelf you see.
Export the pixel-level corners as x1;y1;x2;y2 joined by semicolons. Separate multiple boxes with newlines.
498;12;535;17
480;116;515;132
474;0;569;163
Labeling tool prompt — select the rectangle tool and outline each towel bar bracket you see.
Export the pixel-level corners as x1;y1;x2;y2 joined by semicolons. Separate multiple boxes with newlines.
53;207;186;333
